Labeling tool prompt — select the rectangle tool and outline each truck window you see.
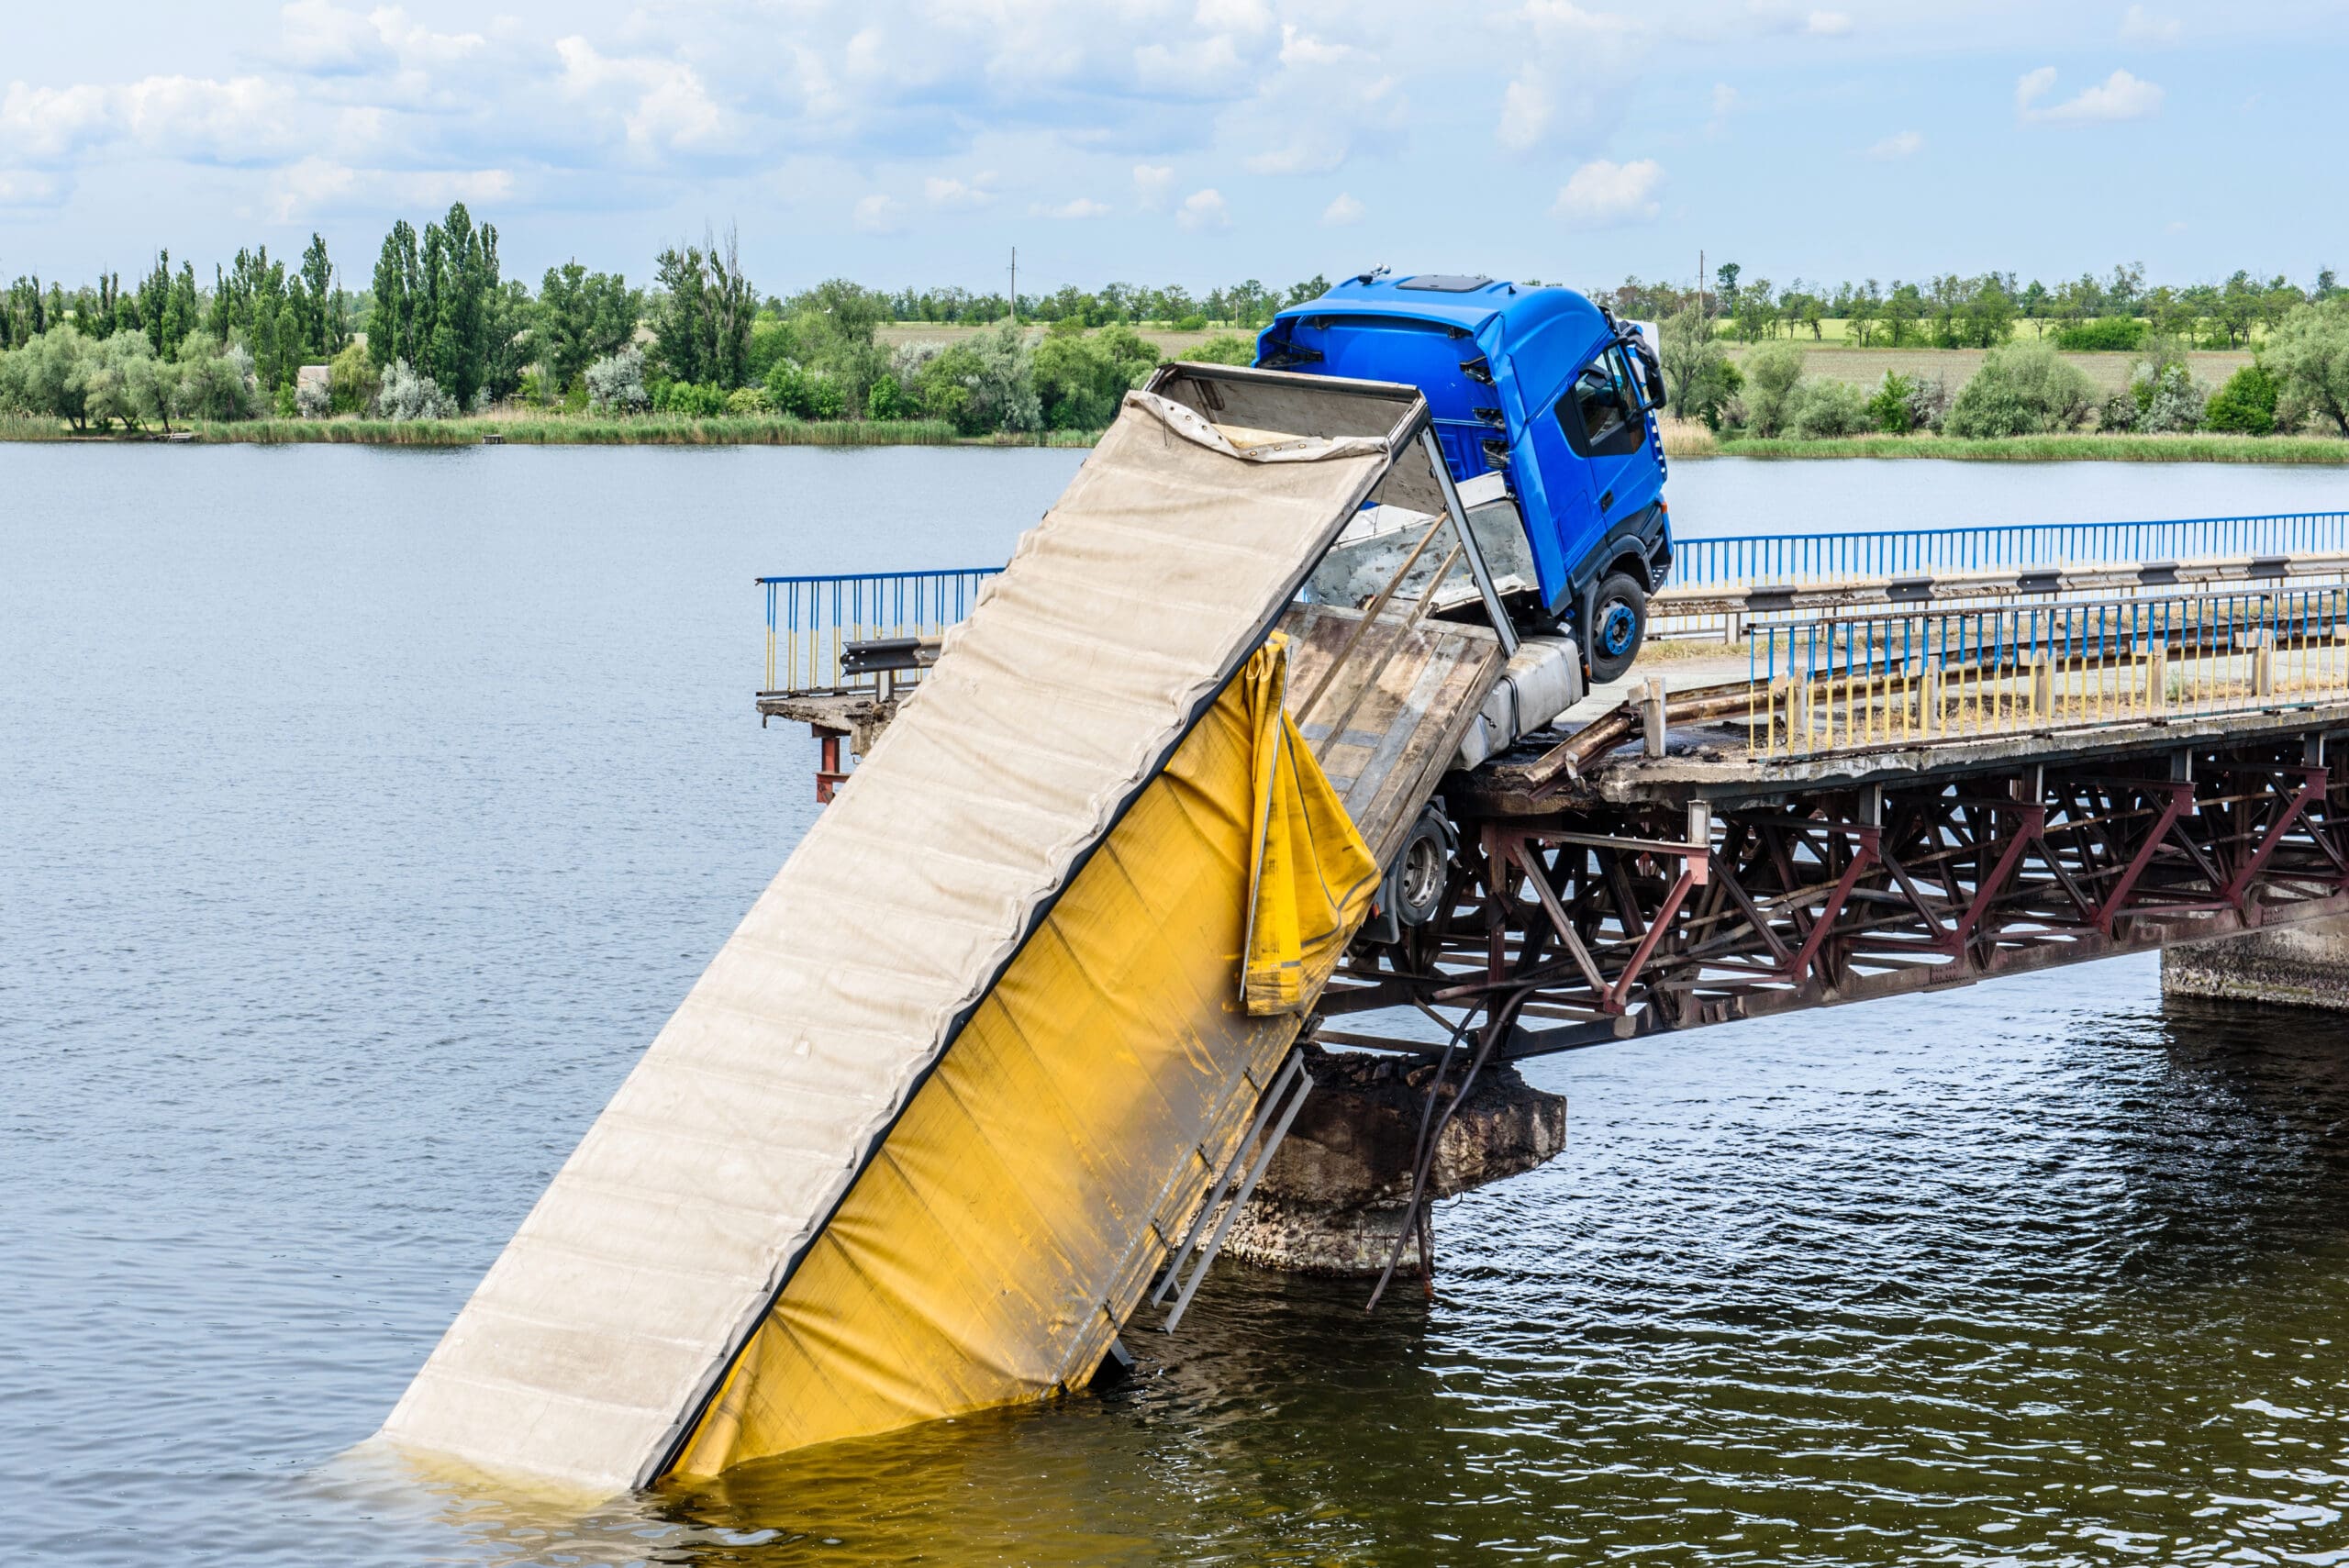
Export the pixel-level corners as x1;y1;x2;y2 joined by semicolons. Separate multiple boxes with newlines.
1557;357;1643;460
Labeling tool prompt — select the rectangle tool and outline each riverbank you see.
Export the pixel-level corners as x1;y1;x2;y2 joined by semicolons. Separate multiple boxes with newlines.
1668;425;2349;463
3;413;2342;462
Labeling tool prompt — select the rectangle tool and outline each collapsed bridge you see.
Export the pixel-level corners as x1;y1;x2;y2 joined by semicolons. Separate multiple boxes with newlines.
383;364;2349;1498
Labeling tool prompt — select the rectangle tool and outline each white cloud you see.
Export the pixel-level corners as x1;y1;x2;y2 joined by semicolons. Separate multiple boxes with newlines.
1552;157;1662;224
1321;191;1364;226
1030;196;1109;218
1497;1;1651;153
1865;129;1922;159
2018;66;2164;125
1175;186;1230;230
924;173;996;208
1132;162;1176;209
1807;10;1852;34
2165;218;2188;234
852;193;903;233
1710;83;1738;119
0;168;66;208
2120;5;2183;44
0;74;300;164
554;37;725;154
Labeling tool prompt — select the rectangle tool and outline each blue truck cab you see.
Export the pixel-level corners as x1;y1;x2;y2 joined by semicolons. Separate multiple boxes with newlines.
1254;272;1671;679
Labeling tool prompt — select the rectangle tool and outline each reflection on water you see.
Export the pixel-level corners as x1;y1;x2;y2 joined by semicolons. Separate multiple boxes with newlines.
3;448;2346;1565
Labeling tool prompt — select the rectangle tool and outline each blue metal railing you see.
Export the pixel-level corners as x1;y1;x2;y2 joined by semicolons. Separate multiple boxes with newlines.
759;513;2349;695
1673;510;2349;587
761;568;1001;694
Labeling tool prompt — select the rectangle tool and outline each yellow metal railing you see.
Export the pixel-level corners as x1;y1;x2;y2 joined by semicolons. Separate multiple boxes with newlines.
1746;587;2349;757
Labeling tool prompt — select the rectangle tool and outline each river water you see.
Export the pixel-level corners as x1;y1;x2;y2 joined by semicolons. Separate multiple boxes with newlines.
4;447;2347;1566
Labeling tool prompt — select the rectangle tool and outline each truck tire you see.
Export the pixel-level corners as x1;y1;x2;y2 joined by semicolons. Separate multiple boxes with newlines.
1389;806;1454;928
1586;572;1648;684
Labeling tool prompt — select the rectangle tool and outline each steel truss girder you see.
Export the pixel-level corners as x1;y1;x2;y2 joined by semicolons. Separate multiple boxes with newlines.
1317;736;2349;1062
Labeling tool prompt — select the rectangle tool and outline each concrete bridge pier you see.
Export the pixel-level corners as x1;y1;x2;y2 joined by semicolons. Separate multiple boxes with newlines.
1221;1046;1568;1277
2163;915;2349;1011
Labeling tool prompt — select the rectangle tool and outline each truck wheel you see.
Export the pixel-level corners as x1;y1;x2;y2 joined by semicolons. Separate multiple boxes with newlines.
1389;806;1454;928
1586;573;1647;684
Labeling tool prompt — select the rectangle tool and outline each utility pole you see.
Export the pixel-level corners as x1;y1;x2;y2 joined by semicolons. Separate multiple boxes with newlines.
1008;247;1017;325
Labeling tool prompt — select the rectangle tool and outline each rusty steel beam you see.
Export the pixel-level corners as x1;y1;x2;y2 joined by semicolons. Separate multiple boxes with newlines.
1322;730;2349;1062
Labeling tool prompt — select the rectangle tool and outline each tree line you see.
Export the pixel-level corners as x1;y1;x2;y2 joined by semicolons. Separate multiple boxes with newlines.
1602;261;2342;352
1657;296;2349;443
4;210;2343;435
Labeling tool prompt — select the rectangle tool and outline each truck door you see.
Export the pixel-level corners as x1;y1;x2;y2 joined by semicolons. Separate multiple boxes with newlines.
1513;342;1647;612
1557;345;1654;550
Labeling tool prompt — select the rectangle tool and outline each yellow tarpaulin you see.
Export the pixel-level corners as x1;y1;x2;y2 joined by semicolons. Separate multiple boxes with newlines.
666;635;1377;1475
1241;635;1382;1014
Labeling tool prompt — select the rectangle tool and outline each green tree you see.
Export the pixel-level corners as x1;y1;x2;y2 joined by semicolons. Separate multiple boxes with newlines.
650;226;754;390
1659;306;1729;421
368;221;420;371
1713;261;1741;317
2203;361;2279;435
2264;301;2349;436
538;261;640;393
1739;341;1806;437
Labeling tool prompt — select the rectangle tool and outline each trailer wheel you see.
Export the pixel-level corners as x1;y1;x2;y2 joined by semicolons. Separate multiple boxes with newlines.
1586;572;1647;684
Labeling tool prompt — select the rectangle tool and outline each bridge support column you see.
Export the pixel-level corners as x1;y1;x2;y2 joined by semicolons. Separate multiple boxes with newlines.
2162;916;2349;1012
1217;1046;1567;1276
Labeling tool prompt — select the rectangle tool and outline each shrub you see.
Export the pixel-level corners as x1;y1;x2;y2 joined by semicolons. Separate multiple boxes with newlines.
1740;342;1806;438
2052;317;2146;351
763;361;848;420
328;341;378;415
902;323;1041;435
2204;362;2279;435
377;358;457;420
651;379;729;417
586;351;658;414
1033;322;1163;428
1173;314;1208;333
2264;301;2349;437
273;383;300;419
295;374;330;418
867;372;909;421
1185;333;1255;366
1790;377;1871;439
1865;372;1915;435
2132;361;2205;434
725;385;770;416
174;338;258;422
1944;341;2097;438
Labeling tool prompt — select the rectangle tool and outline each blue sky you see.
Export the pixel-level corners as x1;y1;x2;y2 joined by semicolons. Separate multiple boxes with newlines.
2;1;2342;299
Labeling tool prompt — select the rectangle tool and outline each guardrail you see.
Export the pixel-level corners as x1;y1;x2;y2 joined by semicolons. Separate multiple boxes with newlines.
1743;584;2349;757
761;568;1000;695
1674;510;2349;587
762;512;2349;696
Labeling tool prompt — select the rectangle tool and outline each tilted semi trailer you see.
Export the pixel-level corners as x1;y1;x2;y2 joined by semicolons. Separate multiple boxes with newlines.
380;278;1670;1499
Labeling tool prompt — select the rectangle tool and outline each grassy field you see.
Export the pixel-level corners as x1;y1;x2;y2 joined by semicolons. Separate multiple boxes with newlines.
1659;419;2348;463
877;321;1238;359
1733;343;2257;396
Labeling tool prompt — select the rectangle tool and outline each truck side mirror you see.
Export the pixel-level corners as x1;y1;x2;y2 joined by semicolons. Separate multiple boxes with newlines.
1631;337;1666;411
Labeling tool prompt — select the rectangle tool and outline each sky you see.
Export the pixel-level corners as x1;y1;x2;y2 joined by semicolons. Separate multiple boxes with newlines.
2;0;2343;300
